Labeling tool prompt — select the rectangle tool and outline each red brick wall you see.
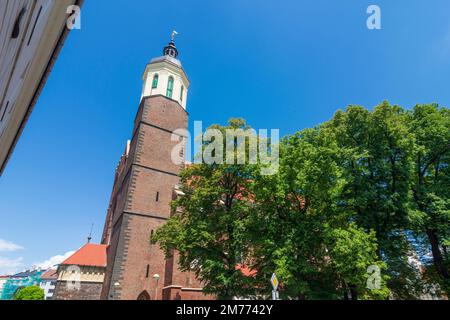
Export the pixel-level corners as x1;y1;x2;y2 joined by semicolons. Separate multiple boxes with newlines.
54;281;103;300
101;95;210;300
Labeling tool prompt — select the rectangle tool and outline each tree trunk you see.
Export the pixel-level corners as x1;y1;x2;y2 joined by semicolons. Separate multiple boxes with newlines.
349;285;358;300
343;291;349;300
427;229;449;279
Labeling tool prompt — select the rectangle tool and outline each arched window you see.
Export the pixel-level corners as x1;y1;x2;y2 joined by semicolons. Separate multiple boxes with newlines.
180;85;184;102
152;74;159;89
166;76;174;98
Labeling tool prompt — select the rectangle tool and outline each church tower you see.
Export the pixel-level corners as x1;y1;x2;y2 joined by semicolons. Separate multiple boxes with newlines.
100;35;207;300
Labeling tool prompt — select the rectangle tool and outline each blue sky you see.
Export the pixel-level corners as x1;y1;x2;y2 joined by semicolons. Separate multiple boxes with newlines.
1;0;450;274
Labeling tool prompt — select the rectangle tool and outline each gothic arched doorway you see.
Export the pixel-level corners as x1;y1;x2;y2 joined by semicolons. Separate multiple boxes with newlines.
137;291;151;300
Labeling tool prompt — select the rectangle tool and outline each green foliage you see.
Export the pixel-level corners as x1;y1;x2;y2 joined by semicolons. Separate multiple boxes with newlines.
325;224;390;300
249;125;388;299
152;103;450;299
408;104;450;290
14;286;45;300
152;119;260;299
325;102;422;297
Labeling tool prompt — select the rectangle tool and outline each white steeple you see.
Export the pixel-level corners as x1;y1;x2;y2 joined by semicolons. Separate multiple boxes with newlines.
141;33;189;109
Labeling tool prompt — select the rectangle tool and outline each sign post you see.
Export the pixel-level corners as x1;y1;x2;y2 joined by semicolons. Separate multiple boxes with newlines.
271;273;279;300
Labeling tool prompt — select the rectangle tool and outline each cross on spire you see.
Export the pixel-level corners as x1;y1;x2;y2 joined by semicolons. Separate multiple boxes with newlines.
163;31;179;58
171;30;178;42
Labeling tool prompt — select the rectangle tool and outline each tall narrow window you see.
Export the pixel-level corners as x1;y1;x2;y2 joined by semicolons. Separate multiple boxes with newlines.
1;101;9;122
156;192;159;202
27;6;43;46
180;85;184;102
166;76;174;98
146;265;150;278
152;74;159;89
150;230;154;247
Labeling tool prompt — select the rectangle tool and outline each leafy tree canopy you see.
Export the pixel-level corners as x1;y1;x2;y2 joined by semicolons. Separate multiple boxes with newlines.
14;286;45;300
152;102;449;299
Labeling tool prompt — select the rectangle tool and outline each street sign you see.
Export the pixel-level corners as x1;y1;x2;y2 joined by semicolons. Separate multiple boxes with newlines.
272;290;279;300
270;273;279;290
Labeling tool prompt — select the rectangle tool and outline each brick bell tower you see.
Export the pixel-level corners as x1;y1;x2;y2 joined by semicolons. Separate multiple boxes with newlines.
100;34;207;300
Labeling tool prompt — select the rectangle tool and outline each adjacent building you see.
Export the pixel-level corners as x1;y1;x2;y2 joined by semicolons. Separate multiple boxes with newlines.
0;0;83;176
39;269;58;300
0;270;43;300
53;243;107;300
0;276;10;299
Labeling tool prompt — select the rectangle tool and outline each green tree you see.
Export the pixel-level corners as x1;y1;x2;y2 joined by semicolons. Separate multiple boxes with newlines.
14;286;45;300
152;103;449;299
408;104;450;290
327;103;414;243
151;119;261;299
325;224;390;300
249;127;388;299
325;102;424;298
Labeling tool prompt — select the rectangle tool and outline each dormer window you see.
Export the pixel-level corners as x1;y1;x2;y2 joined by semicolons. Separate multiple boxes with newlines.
152;74;159;89
166;76;174;98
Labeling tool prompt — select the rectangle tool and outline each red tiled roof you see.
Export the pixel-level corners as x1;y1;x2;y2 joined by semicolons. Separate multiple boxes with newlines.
41;269;58;280
61;244;107;267
235;264;257;278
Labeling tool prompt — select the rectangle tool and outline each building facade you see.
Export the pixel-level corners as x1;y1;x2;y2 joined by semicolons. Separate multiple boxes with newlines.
53;243;107;300
0;0;83;176
39;269;58;300
0;276;9;299
100;38;209;300
0;270;42;300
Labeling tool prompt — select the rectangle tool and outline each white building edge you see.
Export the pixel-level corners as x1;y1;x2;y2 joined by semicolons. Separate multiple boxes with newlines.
0;0;83;176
